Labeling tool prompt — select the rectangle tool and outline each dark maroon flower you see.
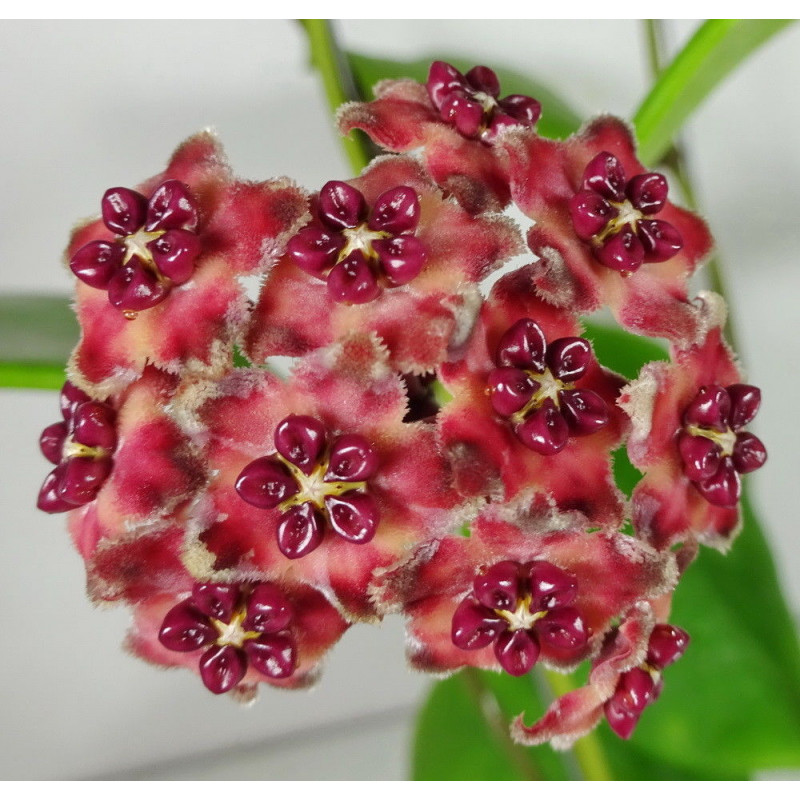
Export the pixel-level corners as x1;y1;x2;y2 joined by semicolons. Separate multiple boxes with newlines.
427;61;541;143
70;179;201;317
604;623;690;738
287;180;426;304
486;318;609;455
452;559;588;676
158;582;297;694
235;414;380;559
569;152;682;274
37;381;116;513
677;383;767;507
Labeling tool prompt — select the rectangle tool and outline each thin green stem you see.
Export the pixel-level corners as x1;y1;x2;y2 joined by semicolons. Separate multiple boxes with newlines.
0;361;65;390
300;19;375;175
543;671;612;781
460;668;542;781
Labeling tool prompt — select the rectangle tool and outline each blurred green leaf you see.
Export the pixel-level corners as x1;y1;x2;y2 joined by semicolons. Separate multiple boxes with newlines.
635;20;794;165
582;320;667;380
346;52;582;141
0;294;75;390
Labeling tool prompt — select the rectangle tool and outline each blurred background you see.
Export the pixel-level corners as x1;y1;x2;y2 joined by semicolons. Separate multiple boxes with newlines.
1;20;798;780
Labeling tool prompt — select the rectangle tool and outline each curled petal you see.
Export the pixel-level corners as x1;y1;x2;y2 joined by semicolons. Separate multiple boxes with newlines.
57;456;112;506
528;561;577;610
325;434;379;481
732;432;767;474
158;599;215;652
246;584;293;633
497;94;541;126
627;172;668;215
327;252;380;305
474;560;521;611
373;234;426;286
595;228;644;272
39;421;68;464
546;337;591;382
638;218;683;262
536;606;588;656
727;384;761;430
277;502;324;559
69;240;124;289
694;457;741;507
149;229;201;284
368;185;420;235
569;190;614;239
198;644;247;694
646;624;690;670
494;629;540;676
683;384;730;431
451;597;505;650
146;179;199;233
71;401;117;450
677;432;721;481
514;399;569;455
274;415;327;475
244;632;297;679
487;367;537;416
106;256;169;313
324;491;380;544
102;187;148;235
559;388;609;435
192;583;240;622
37;467;76;513
318;180;366;230
235;457;298;509
496;318;547;372
582;152;626;201
287;225;343;276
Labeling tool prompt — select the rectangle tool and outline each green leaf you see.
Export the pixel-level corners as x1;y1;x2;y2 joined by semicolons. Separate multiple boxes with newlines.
346;52;582;141
0;294;76;390
634;20;794;165
582;320;667;381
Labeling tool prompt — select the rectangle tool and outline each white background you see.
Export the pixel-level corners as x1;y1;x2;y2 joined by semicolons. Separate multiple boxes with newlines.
1;20;798;780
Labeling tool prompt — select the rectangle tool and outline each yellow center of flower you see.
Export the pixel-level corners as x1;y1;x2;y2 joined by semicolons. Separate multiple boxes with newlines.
592;198;645;245
122;227;163;267
510;367;572;424
276;455;367;512
496;596;547;631
686;424;737;457
210;610;259;649
337;224;390;264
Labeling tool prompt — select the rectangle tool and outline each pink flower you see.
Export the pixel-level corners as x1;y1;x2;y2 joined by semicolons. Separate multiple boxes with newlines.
373;502;677;677
338;62;540;213
67;131;308;395
619;293;767;551
502;117;713;344
244;155;521;374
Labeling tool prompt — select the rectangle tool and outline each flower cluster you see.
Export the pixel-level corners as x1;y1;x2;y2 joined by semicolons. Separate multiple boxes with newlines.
40;62;765;744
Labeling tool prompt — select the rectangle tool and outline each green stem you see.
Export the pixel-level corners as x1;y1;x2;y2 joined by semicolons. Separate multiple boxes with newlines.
543;671;612;781
0;361;65;391
300;19;375;175
460;669;542;781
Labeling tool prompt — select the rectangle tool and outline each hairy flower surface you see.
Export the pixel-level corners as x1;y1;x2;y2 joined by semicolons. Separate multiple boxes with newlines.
438;266;627;528
373;503;677;676
184;335;458;621
619;293;766;551
245;156;521;374
503;117;713;344
67;131;308;395
337;63;540;213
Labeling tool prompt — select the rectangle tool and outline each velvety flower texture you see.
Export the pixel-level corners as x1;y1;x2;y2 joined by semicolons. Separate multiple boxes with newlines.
338;63;540;213
619;293;767;551
502;116;713;345
67;131;308;396
245;155;522;374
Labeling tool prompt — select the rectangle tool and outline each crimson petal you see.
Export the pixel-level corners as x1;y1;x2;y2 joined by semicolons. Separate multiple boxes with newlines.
473;560;520;611
514;399;569;454
277;502;325;559
528;561;577;610
324;491;380;544
368;185;420;235
69;240;124;289
287;226;344;276
496;318;547;372
56;456;112;506
102;187;148;235
373;234;426;286
547;337;591;382
149;229;201;284
732;432;767;474
235;456;298;508
192;583;241;622
487;367;538;416
535;606;588;654
106;256;169;312
274;415;327;475
582;152;626;202
695;457;741;507
40;421;68;464
327;252;380;304
325;434;379;481
199;644;247;694
494;629;540;676
678;432;722;481
71;401;117;450
146;179;199;232
244;632;297;679
246;584;293;633
451;597;505;650
638;218;683;262
727;384;761;430
37;468;76;513
626;172;668;215
559;388;609;435
159;599;216;652
318;180;367;230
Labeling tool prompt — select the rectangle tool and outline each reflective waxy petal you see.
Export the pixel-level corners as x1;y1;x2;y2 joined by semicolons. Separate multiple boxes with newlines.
546;337;591;382
325;434;378;482
40;421;68;464
318;181;367;230
373;235;426;286
727;384;762;430
368;186;420;235
465;65;500;97
71;401;117;450
496;318;547;372
604;667;656;739
145;179;199;233
683;385;730;431
487;367;537;416
235;456;298;508
494;629;540;676
37;467;76;513
451;597;505;650
324;491;380;543
244;632;297;679
69;240;124;289
646;624;690;670
274;415;327;475
102;187;148;236
61;382;91;420
159;599;216;652
595;229;645;272
192;583;241;622
678;432;722;481
149;229;201;284
427;60;466;108
637;218;683;262
569;190;614;239
473;560;521;611
497;94;541;126
327;252;381;305
535;606;588;654
581;152;626;202
559;389;609;435
732;432;767;474
626;172;668;215
246;584;293;633
695;457;741;507
440;94;484;139
514;399;569;454
277;502;324;559
106;256;169;312
198;644;248;694
527;561;577;610
57;456;112;506
287;225;344;276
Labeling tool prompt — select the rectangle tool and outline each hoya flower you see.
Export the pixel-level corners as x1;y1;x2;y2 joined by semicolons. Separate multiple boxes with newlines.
338;62;541;213
438;265;627;529
67;131;308;395
183;334;459;621
127;578;349;698
245;155;521;374
619;293;767;551
373;502;677;676
39;368;205;561
502;117;713;344
513;601;689;747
